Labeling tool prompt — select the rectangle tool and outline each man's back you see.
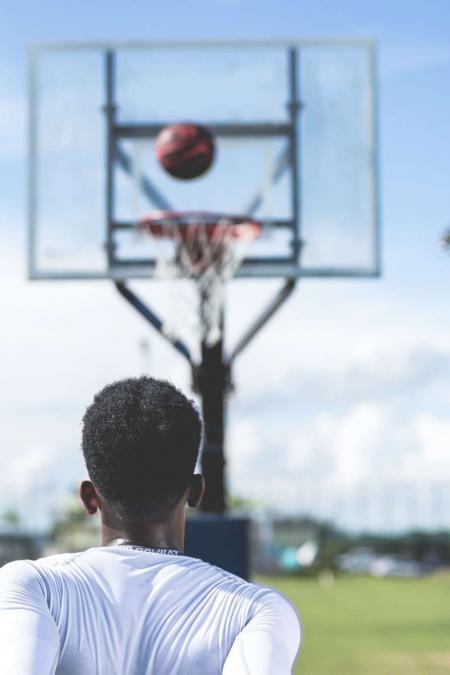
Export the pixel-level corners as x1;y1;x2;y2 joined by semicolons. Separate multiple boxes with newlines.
0;546;300;674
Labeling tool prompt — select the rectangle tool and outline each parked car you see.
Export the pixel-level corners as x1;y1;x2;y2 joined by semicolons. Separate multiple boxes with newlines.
369;555;422;578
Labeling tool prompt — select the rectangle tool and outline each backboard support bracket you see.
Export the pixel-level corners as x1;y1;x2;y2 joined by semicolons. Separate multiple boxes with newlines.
114;275;298;513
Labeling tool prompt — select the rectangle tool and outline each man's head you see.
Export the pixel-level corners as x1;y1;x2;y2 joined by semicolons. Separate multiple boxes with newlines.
80;377;203;523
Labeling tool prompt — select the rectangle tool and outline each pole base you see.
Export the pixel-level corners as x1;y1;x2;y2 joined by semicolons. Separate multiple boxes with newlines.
185;514;250;580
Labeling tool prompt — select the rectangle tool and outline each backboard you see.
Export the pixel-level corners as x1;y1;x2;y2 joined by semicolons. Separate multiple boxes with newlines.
28;39;380;280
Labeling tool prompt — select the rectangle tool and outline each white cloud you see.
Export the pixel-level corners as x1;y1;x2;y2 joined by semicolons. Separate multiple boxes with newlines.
304;403;388;486
227;341;450;531
408;414;450;481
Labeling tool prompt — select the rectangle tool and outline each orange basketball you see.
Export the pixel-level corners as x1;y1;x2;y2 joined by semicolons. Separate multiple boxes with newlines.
156;123;215;179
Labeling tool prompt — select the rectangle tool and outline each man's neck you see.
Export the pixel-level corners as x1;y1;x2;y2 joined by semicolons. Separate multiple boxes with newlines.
99;506;186;553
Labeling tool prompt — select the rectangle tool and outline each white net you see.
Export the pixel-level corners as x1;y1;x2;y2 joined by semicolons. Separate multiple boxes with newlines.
140;213;261;346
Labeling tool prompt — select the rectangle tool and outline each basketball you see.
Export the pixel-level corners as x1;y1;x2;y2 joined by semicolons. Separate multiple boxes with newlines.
156;123;215;179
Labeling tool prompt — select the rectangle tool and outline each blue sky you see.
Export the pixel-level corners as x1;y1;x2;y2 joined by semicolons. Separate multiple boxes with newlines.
1;0;450;531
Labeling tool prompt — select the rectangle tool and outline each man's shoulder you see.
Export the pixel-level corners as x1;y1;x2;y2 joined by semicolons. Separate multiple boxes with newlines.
0;551;85;585
244;581;301;637
190;558;297;617
186;556;261;593
257;585;300;620
0;558;38;583
0;558;48;601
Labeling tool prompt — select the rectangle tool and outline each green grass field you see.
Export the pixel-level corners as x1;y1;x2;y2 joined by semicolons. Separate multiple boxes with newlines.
259;573;450;675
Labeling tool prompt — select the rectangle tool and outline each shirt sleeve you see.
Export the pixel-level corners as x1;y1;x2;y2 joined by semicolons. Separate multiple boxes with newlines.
222;589;301;675
0;560;60;674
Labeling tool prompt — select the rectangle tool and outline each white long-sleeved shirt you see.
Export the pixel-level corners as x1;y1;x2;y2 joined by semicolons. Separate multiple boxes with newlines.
0;545;301;674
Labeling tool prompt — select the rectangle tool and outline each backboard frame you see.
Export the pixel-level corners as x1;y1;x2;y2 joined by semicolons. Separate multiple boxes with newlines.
28;38;381;281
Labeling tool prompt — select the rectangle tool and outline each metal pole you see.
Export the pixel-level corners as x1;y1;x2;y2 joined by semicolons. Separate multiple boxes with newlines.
105;50;117;268
230;278;297;362
288;47;302;264
194;289;230;514
196;338;229;514
369;43;382;277
28;49;38;279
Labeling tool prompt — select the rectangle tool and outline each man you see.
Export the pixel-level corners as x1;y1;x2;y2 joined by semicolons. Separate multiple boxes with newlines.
0;377;301;674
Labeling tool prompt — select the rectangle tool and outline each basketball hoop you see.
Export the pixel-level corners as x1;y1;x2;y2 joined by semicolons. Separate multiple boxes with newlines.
139;210;262;345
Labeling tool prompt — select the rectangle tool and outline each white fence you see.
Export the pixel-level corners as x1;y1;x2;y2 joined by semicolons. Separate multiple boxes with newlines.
293;480;450;533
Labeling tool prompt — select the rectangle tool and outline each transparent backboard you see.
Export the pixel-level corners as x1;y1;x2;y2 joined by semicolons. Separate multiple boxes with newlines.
28;40;380;279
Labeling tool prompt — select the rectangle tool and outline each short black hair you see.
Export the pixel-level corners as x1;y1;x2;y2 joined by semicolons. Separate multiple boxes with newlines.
82;377;202;521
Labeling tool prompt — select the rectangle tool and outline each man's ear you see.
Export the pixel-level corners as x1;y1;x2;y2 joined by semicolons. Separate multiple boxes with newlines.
187;474;205;509
80;480;100;515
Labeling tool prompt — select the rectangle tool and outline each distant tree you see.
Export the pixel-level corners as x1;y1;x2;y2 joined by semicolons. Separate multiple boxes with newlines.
50;493;89;541
47;490;99;553
1;509;21;531
229;494;260;511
